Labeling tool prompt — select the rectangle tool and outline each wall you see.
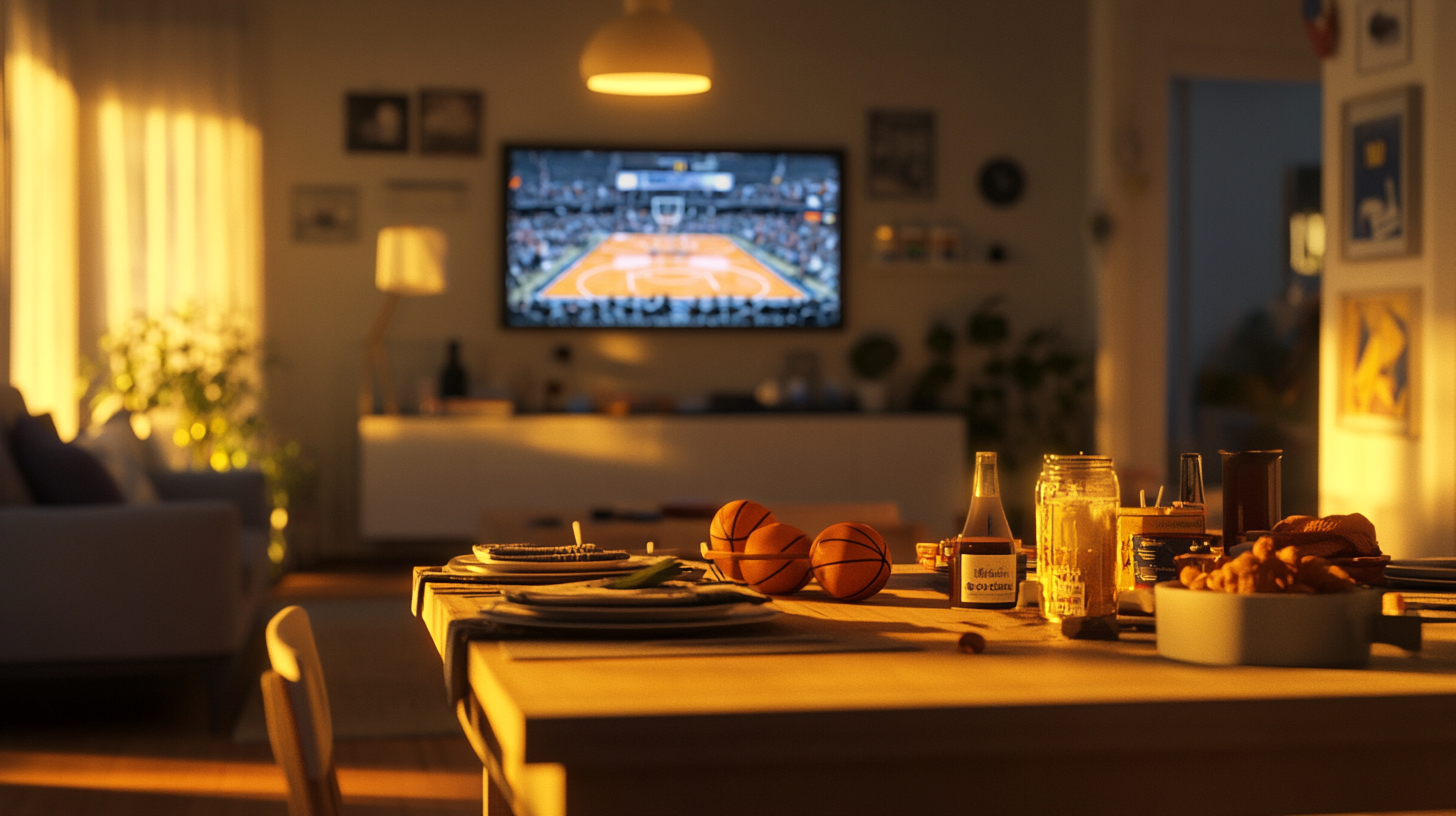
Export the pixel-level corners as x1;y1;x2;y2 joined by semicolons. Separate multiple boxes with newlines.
1088;0;1318;502
1320;0;1456;557
260;0;1092;557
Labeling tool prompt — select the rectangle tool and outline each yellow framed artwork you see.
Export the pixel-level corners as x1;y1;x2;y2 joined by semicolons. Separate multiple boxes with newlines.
1339;288;1419;436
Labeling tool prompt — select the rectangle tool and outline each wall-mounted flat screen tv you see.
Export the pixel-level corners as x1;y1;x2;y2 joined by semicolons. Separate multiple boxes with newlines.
503;146;843;328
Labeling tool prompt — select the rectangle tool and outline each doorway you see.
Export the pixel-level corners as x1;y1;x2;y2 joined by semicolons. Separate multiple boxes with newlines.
1167;78;1323;521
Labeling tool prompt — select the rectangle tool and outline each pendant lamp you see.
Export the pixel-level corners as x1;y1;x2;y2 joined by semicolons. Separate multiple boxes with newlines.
580;0;713;96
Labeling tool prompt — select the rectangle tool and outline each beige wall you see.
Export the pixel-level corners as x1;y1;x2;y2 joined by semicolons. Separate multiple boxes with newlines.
1320;0;1456;557
260;0;1093;557
1088;0;1317;502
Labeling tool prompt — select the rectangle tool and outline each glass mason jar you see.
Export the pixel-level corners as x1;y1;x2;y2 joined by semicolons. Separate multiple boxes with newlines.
1035;454;1120;623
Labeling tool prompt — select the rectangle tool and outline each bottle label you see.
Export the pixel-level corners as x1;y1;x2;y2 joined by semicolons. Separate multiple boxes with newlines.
959;554;1017;605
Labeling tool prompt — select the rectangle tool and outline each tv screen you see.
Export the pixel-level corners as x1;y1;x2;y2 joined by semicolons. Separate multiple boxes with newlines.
503;146;843;328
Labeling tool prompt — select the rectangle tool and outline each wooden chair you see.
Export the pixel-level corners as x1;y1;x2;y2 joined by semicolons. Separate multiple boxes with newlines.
261;605;343;816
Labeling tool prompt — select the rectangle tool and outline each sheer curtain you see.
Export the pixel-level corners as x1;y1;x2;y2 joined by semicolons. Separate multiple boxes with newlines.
5;0;261;439
80;0;262;337
7;0;80;437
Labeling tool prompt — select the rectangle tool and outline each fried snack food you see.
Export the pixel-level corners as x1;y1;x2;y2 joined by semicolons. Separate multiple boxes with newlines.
1178;537;1356;594
1267;512;1380;559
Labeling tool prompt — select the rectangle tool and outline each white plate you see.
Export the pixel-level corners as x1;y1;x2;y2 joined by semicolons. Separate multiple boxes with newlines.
1390;558;1456;570
1388;562;1456;581
480;603;779;633
447;554;645;579
1387;574;1456;590
468;549;650;573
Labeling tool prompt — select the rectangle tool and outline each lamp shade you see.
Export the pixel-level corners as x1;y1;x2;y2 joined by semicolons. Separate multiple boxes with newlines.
376;225;447;295
580;0;713;96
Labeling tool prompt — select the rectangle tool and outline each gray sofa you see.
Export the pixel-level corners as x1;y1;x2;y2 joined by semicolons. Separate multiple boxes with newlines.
0;384;271;718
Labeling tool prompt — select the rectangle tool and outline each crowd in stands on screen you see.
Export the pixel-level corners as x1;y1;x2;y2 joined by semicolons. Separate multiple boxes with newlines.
507;294;840;329
513;173;839;213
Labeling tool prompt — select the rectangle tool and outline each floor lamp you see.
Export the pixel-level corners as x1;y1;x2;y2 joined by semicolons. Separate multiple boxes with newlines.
360;225;448;415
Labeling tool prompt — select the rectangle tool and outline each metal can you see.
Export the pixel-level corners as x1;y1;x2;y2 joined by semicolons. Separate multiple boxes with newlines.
1132;534;1218;588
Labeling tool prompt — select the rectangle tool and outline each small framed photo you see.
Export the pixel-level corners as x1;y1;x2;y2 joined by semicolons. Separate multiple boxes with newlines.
866;109;935;199
1357;0;1412;75
1343;85;1421;260
419;89;483;156
346;92;409;152
291;184;359;242
1339;288;1419;437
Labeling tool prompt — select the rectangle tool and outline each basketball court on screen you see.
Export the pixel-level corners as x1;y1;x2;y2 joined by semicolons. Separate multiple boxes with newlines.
536;233;807;301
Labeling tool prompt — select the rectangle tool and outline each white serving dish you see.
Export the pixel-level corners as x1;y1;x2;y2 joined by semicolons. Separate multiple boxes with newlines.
1154;583;1418;668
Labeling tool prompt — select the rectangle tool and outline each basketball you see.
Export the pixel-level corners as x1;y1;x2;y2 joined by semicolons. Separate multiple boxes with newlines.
811;522;892;602
741;523;813;595
709;500;777;582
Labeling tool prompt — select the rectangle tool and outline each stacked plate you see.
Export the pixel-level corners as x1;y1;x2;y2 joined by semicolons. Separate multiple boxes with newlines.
480;582;778;634
446;553;653;582
445;544;657;583
1387;558;1456;590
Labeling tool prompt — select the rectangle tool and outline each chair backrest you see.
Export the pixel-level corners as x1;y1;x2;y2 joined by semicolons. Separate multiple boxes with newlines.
262;605;342;816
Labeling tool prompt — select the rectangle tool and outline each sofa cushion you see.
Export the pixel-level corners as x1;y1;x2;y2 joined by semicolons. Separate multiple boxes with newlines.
0;384;35;504
12;413;125;504
74;411;160;504
0;384;27;431
0;429;34;504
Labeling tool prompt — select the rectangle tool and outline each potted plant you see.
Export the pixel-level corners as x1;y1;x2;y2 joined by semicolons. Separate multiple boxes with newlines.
909;322;956;410
849;333;900;412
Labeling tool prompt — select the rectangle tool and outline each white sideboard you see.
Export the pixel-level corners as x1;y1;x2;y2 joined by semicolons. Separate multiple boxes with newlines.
359;413;966;542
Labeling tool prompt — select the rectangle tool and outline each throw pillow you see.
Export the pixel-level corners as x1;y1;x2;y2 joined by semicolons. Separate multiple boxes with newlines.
0;384;27;430
0;428;34;504
11;413;125;504
0;385;35;504
74;410;160;504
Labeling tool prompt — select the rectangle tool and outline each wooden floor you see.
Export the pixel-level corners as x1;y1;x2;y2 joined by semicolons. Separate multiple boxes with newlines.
0;561;482;816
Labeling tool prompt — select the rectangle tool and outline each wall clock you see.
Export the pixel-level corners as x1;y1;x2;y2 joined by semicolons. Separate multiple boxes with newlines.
978;158;1025;207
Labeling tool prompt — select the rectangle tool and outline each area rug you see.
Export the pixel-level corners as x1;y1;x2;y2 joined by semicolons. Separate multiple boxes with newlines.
233;597;461;742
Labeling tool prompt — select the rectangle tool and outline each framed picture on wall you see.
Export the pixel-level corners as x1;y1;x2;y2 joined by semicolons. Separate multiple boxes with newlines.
1343;85;1421;260
291;184;360;242
1338;288;1419;437
419;89;483;156
1356;0;1412;75
866;109;935;199
346;92;410;152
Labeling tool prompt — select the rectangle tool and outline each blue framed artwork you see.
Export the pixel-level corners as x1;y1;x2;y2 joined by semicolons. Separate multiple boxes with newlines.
1344;86;1421;259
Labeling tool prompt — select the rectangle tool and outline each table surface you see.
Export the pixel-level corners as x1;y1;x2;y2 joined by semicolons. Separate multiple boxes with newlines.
418;568;1456;816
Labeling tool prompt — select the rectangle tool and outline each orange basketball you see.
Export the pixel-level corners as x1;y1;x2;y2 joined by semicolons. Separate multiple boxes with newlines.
709;500;777;582
742;523;813;595
811;522;892;602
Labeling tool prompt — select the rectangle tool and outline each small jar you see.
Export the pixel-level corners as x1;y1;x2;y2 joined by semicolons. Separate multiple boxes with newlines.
1035;454;1120;623
948;536;1018;610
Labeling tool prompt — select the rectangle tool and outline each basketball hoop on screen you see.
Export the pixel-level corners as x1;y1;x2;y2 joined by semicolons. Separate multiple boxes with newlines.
650;195;685;230
647;196;685;255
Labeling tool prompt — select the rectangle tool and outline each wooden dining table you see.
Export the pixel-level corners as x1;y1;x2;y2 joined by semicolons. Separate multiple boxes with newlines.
415;566;1456;816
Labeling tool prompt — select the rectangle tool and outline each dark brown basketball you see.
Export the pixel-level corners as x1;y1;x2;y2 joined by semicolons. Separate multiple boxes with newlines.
742;523;813;595
709;500;776;582
811;521;891;602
